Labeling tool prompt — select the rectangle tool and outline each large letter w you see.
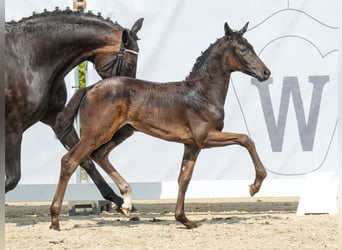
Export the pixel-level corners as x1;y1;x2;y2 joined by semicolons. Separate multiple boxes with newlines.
251;76;329;152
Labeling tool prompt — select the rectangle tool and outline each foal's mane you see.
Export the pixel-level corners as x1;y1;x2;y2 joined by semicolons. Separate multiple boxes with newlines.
186;38;221;80
6;7;123;32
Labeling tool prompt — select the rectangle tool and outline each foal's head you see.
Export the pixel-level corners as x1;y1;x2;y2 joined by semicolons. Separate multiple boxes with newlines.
92;18;143;79
221;22;270;81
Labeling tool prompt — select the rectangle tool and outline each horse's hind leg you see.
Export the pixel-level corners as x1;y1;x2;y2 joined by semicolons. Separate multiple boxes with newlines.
90;128;135;216
5;131;22;192
175;144;201;229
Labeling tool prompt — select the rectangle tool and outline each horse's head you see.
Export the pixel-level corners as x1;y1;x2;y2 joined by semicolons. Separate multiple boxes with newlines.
92;18;144;79
221;22;270;81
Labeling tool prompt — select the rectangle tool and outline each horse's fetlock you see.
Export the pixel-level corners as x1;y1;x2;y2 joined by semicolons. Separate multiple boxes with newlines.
124;185;132;193
175;212;186;222
50;203;61;217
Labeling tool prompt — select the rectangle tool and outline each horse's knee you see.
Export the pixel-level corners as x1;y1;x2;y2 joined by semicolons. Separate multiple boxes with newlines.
239;134;255;148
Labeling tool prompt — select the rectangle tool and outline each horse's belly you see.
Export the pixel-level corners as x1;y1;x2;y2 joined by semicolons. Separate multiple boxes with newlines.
130;119;194;144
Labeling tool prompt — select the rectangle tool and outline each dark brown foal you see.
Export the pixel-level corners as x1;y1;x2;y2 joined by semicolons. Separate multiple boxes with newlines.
51;22;270;230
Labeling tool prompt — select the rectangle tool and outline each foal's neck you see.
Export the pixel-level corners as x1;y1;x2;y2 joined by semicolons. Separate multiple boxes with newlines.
186;46;231;107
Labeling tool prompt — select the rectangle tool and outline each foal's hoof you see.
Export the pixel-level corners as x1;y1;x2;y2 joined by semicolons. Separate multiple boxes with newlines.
121;206;131;216
184;221;198;229
116;205;137;214
49;223;60;231
249;184;257;197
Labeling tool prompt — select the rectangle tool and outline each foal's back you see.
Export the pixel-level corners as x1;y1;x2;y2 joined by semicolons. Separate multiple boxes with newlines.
82;77;215;143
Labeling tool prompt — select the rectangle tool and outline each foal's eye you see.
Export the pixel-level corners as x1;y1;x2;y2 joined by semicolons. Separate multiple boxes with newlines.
239;47;247;54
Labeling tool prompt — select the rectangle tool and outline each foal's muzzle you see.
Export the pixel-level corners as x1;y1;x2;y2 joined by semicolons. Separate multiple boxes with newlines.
254;68;271;82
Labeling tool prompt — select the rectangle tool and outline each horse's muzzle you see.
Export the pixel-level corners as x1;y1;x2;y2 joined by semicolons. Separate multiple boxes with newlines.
256;68;271;81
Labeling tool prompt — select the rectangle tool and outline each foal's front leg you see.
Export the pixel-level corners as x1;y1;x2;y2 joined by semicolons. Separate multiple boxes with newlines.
203;130;267;196
175;144;201;229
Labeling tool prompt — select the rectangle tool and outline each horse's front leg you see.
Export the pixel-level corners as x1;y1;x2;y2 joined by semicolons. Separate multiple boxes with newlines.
203;130;267;196
5;130;22;192
175;144;201;229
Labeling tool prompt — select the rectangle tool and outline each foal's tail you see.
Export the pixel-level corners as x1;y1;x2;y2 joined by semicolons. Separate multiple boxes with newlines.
55;86;94;140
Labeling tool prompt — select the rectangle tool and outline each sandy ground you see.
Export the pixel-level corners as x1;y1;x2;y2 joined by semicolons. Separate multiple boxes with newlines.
5;197;337;249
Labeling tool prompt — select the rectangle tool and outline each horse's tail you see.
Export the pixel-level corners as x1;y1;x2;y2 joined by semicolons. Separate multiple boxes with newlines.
55;85;93;140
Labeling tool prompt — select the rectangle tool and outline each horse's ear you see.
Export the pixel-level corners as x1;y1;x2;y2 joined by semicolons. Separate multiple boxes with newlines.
239;22;249;35
224;22;233;36
131;17;144;34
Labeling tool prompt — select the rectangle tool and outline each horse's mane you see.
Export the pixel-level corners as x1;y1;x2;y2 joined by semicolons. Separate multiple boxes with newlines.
6;7;123;31
186;38;220;80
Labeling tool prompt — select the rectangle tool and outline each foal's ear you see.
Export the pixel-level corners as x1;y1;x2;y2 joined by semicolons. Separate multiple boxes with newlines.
239;22;249;35
224;22;233;36
131;17;144;35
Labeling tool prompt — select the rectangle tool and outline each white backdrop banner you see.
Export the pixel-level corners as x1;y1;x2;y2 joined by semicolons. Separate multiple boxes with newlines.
5;0;339;199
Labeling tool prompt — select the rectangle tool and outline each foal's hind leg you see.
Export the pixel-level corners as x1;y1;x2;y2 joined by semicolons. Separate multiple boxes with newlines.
41;83;126;208
91;127;135;216
50;139;100;230
175;144;201;229
50;109;128;230
56;127;126;208
203;131;267;196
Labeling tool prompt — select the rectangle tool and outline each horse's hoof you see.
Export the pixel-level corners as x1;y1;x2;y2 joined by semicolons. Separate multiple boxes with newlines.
131;205;138;212
121;206;131;216
249;184;256;197
116;205;137;214
49;224;60;231
185;221;198;229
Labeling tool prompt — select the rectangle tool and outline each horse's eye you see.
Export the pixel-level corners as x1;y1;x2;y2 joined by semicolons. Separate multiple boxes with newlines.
127;62;135;70
240;48;246;54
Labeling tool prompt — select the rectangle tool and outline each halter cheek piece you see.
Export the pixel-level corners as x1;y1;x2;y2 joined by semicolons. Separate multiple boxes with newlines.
115;45;139;76
94;39;139;77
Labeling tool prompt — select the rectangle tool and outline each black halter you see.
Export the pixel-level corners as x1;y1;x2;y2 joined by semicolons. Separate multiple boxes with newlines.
115;41;126;76
94;39;138;78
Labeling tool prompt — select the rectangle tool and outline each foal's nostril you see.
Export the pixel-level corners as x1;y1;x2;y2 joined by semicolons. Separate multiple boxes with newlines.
264;70;270;79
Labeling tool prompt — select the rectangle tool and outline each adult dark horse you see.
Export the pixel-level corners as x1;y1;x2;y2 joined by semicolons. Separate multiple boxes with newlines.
51;22;270;230
5;8;143;209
